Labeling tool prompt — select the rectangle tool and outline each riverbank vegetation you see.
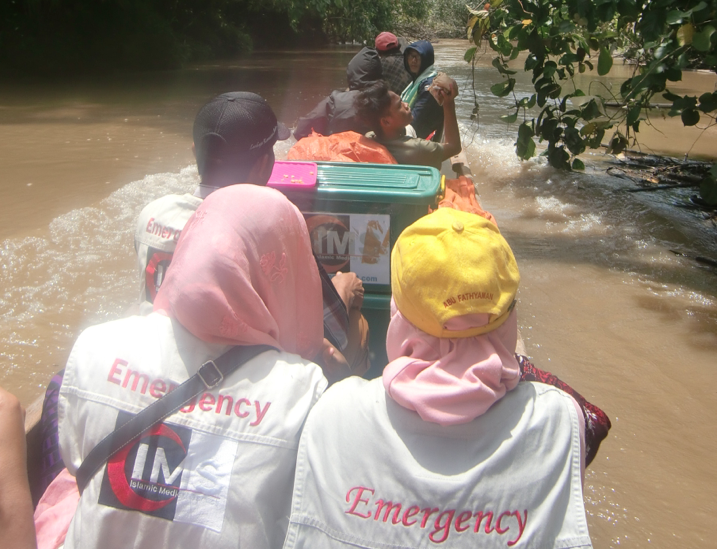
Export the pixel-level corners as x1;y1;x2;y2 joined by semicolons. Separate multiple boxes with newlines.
467;0;717;204
0;0;466;75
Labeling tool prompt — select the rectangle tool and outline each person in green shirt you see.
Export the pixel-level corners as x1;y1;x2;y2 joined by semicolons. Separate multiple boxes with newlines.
355;77;462;169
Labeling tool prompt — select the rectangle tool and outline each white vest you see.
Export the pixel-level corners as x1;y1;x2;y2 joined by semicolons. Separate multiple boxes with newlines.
59;313;327;549
284;378;592;549
134;193;203;312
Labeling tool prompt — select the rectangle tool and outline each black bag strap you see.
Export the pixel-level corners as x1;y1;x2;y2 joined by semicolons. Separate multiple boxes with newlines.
75;344;276;494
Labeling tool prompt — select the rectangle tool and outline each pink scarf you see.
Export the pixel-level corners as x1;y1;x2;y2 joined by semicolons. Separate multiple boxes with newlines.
383;299;520;425
154;185;323;361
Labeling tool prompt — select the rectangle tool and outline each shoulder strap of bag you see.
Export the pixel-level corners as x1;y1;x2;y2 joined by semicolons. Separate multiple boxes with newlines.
75;344;276;494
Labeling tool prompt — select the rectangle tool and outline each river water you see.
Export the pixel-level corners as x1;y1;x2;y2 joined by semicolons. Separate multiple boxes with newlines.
1;40;716;547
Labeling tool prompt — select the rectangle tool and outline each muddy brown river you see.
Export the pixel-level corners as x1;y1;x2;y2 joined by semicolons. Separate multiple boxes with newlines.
1;40;716;547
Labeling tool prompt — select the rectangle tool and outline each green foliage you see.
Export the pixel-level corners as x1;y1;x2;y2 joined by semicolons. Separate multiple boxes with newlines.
320;0;431;44
0;0;258;73
0;0;438;73
469;0;717;202
432;0;474;37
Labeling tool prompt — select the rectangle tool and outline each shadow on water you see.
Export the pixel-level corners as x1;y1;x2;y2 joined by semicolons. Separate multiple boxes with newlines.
0;49;361;126
493;166;717;293
462;148;717;356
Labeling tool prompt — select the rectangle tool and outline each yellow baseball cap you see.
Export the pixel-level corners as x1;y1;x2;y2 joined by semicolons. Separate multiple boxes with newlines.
391;209;520;338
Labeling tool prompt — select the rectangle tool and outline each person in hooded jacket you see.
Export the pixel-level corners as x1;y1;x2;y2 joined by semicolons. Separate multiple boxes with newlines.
401;40;444;140
293;47;382;141
59;184;336;549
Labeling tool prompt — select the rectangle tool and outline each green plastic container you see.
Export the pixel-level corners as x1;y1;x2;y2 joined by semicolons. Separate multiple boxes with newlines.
274;161;443;377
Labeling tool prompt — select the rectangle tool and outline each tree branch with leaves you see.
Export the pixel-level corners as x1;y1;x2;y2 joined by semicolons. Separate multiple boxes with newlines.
466;0;717;204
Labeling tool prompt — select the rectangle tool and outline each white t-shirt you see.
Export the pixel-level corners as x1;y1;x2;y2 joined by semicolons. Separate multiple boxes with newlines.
134;193;203;312
59;313;327;549
284;377;592;549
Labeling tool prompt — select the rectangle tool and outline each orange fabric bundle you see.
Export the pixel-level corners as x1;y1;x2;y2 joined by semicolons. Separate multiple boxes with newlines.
288;131;397;164
435;175;498;228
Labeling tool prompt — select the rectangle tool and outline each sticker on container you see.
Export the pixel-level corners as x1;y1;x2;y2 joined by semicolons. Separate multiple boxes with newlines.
304;213;390;285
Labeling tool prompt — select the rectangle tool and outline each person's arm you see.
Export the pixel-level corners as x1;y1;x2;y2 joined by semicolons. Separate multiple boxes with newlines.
331;271;364;311
439;78;462;160
0;386;37;549
517;355;611;467
315;339;352;385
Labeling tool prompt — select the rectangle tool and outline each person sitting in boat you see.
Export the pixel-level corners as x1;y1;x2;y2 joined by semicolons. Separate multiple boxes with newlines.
59;184;335;549
402;40;445;140
375;31;411;95
283;209;593;549
293;47;382;141
135;91;369;378
135;92;289;312
0;385;36;549
356;78;462;169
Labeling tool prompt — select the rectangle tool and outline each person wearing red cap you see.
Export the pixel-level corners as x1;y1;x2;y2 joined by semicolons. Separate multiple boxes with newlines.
375;31;412;95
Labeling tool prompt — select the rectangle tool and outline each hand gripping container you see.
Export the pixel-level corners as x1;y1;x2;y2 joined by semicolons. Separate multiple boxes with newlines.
272;161;444;377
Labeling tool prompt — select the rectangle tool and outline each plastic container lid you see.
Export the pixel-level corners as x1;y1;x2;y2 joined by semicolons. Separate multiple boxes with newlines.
267;161;317;189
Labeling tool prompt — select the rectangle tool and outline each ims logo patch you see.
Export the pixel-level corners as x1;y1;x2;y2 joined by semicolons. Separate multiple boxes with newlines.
99;411;238;532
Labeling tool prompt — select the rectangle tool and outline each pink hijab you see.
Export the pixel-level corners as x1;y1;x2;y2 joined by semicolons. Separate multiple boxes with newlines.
154;185;323;361
383;299;520;426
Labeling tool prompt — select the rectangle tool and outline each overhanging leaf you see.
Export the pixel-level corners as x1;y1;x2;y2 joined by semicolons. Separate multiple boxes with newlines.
666;10;686;25
464;47;477;63
501;112;519;123
572;158;585;170
564;127;585;155
681;108;700;125
693;25;716;52
467;16;478;41
598;48;613;75
699;92;717;113
581;99;602;121
606;134;628;155
492;56;517;75
627;105;641;125
580;122;596;136
688;1;708;15
548;146;571;169
490;79;515;97
677;23;694;46
665;67;682;81
516;122;536;160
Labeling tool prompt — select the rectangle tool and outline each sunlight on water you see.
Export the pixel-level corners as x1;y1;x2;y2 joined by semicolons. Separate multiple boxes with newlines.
0;166;199;393
0;134;302;396
562;213;608;234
